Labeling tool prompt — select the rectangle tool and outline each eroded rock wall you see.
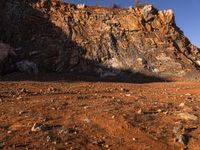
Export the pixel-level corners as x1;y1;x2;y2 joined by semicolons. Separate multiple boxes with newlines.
0;0;200;77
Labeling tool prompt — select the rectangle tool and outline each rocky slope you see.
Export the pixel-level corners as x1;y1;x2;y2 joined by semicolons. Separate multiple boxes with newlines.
0;0;200;78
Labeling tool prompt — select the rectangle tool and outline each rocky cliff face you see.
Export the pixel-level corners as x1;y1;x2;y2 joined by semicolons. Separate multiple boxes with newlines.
0;0;200;78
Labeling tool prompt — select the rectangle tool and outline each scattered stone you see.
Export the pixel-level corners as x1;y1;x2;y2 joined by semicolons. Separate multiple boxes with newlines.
120;88;129;92
163;111;169;115
157;109;162;113
132;137;137;141
179;102;185;107
125;94;131;97
47;87;55;93
137;58;146;66
16;96;22;100
137;109;142;114
185;93;191;96
50;99;55;103
7;131;12;134
52;141;57;145
105;144;109;148
83;106;89;109
178;112;198;121
47;135;52;142
31;123;46;132
51;107;56;110
16;60;38;74
18;111;25;115
20;88;27;93
196;60;200;66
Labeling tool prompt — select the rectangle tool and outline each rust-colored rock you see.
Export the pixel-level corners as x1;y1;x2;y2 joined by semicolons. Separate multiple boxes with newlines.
0;0;199;78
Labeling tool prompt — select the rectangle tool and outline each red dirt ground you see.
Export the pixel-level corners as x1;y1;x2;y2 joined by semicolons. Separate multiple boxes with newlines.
0;74;200;150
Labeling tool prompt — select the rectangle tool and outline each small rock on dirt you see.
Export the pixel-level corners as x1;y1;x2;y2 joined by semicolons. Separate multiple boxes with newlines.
31;123;46;132
177;134;188;150
137;109;142;114
179;102;185;107
178;112;198;121
132;137;137;141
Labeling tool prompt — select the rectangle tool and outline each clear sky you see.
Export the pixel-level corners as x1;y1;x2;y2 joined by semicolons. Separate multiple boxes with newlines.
65;0;200;48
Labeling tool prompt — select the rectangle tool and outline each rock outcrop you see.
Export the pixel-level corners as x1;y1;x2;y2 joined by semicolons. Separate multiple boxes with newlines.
0;0;200;78
0;43;15;63
0;42;16;75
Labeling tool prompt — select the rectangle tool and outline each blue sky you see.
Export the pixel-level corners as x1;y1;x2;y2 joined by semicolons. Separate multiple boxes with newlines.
65;0;200;48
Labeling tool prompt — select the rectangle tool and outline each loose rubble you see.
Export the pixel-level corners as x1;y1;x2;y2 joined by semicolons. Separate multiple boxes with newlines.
0;77;200;149
16;60;38;74
178;112;198;121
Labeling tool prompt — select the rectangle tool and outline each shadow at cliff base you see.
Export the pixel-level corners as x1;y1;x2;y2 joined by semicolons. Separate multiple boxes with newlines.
0;0;170;84
0;71;170;83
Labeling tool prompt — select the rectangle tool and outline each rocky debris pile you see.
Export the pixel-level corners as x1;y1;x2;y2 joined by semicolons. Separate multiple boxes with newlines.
16;60;38;74
0;42;38;75
0;0;200;78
